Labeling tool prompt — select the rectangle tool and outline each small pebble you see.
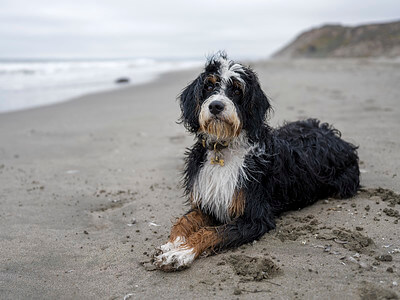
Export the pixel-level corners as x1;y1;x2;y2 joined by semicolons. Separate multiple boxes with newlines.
143;262;157;271
233;288;242;295
369;196;382;203
375;254;393;262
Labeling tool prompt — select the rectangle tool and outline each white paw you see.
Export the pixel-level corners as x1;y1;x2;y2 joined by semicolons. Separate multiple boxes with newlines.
160;242;174;253
154;247;195;271
159;236;185;253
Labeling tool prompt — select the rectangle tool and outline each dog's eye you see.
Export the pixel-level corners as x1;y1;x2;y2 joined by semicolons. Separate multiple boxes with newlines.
234;88;242;96
205;83;214;92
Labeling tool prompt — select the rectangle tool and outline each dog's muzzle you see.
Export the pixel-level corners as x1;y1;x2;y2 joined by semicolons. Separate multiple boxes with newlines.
208;101;225;115
199;95;241;140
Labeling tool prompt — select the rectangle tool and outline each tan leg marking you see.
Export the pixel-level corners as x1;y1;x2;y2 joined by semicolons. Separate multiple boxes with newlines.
154;227;222;271
154;210;217;271
169;209;210;242
183;227;222;258
229;189;246;218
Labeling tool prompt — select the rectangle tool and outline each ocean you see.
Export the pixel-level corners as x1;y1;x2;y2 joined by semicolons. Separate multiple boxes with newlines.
0;58;202;113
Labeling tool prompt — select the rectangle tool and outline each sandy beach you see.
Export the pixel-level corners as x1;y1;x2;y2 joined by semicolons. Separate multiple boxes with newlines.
1;59;399;299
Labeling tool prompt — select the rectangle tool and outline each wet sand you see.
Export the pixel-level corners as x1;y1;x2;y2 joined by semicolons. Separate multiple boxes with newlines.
0;59;399;299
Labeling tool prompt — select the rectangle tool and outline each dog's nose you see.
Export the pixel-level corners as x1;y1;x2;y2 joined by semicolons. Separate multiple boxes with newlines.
208;101;225;115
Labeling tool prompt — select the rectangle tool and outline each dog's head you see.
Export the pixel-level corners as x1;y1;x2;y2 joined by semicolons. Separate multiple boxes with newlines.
179;52;270;141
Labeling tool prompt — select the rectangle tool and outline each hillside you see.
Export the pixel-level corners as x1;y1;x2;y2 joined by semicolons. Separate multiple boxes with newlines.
273;20;400;58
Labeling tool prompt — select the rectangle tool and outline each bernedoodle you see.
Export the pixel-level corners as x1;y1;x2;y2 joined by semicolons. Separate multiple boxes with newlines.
153;52;360;271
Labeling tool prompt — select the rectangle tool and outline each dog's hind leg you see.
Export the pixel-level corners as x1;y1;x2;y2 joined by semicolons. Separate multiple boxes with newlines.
219;213;276;249
329;163;360;199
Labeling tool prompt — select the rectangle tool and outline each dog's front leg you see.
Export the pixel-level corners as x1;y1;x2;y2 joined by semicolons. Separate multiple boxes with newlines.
154;226;221;271
154;211;276;271
163;208;210;251
154;209;212;271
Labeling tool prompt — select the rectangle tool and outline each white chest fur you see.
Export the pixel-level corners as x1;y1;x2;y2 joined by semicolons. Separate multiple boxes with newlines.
192;140;251;223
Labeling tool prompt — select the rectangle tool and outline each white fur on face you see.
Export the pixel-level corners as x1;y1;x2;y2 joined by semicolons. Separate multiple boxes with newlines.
192;134;252;223
199;92;241;139
199;56;247;139
215;56;246;89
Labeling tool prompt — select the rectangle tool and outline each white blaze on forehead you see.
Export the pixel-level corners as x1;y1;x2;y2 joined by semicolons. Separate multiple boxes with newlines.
216;56;246;89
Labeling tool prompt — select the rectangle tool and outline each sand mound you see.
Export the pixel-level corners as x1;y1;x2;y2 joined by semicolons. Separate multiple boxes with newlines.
225;254;281;281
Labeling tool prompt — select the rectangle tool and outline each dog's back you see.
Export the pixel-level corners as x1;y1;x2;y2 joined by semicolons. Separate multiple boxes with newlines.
262;118;360;214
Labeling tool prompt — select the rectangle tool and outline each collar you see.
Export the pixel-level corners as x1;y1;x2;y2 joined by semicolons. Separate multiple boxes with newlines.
201;138;230;166
201;139;229;151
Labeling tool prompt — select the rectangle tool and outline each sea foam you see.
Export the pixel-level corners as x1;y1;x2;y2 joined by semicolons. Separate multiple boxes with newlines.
0;58;201;113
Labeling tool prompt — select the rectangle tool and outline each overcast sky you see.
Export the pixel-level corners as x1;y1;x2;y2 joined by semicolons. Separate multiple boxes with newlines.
0;0;399;60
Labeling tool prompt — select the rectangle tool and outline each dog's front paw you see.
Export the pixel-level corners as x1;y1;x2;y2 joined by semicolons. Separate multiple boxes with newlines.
153;247;195;272
159;241;174;253
158;236;186;253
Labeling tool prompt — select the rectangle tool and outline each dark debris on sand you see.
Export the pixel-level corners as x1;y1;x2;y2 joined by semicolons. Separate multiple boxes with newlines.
224;254;281;281
360;187;400;207
359;281;399;300
317;228;375;254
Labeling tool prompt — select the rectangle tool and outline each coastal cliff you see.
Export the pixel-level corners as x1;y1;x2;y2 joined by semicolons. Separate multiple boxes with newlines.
273;20;400;58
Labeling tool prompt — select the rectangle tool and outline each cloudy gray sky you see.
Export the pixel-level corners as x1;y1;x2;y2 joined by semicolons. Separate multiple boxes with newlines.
1;0;399;60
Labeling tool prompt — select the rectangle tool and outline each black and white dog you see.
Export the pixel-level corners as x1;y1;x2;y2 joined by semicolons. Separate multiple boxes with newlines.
154;52;359;271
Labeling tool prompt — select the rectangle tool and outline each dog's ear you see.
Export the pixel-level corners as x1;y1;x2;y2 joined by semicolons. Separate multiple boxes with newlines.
179;73;204;133
242;71;271;139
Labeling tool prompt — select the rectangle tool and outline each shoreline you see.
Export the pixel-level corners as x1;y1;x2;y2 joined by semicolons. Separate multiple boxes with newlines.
0;58;399;299
0;59;203;115
3;57;400;116
0;67;201;119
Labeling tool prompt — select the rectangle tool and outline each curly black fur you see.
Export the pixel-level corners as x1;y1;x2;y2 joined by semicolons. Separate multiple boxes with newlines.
179;53;359;250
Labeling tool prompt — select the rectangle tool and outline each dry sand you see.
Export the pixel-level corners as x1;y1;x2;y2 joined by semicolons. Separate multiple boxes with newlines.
0;59;399;299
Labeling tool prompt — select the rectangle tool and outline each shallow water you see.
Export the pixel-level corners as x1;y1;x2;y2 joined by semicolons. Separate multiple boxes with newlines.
0;58;201;113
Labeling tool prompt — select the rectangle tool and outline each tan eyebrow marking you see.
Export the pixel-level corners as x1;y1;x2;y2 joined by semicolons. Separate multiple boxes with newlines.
205;74;219;84
232;80;243;90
